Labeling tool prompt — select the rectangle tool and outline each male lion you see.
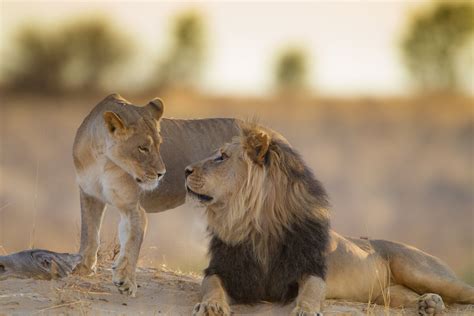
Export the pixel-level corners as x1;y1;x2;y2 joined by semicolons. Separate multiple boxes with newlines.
185;123;474;316
73;94;240;296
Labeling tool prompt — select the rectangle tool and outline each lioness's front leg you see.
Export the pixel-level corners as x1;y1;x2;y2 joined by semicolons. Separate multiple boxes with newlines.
76;189;106;275
291;275;326;316
193;275;231;316
112;203;147;297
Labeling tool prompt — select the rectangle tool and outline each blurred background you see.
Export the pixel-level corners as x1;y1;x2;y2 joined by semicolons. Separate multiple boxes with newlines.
0;1;473;283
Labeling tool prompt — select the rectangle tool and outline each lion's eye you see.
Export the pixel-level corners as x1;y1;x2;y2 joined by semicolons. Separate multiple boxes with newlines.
214;152;229;162
138;146;150;153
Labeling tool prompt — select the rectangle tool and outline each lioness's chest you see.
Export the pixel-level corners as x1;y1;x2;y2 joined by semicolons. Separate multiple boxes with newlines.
76;159;136;206
76;162;104;200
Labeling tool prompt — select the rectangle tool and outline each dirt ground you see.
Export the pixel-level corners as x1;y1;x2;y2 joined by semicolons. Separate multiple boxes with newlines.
0;265;473;315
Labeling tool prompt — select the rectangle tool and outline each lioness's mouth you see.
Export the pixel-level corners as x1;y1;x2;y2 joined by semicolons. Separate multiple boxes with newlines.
186;186;213;202
135;176;160;191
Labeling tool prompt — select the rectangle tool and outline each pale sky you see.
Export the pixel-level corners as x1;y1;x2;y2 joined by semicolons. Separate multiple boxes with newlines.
1;0;430;96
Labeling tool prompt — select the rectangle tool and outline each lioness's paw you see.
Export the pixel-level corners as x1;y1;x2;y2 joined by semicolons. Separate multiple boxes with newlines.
112;274;137;297
418;293;445;315
112;259;137;296
73;263;96;276
291;306;323;316
192;301;230;316
113;277;137;296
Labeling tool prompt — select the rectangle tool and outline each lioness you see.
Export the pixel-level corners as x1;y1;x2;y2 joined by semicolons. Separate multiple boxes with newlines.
185;123;474;315
73;94;240;296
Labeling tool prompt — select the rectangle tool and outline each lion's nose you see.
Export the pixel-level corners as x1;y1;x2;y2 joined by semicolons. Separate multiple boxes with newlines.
185;167;193;178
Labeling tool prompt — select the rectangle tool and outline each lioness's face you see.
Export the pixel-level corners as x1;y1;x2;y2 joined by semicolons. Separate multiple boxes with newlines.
104;99;166;191
185;142;247;206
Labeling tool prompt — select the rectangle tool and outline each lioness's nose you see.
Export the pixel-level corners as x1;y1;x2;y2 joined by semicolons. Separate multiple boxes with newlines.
157;170;166;180
185;167;193;178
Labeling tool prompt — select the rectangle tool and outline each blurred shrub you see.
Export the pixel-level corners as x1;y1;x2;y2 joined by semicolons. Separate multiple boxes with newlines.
5;17;131;93
61;17;131;91
274;47;309;92
155;11;206;91
401;1;474;93
5;26;69;93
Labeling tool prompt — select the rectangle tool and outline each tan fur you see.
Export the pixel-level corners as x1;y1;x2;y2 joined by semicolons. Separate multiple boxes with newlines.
188;123;474;315
74;94;165;296
73;94;241;297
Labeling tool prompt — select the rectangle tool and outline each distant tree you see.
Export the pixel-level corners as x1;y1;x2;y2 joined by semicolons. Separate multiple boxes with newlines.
4;17;131;93
5;26;69;93
401;1;474;92
61;17;131;91
155;11;206;90
274;47;309;92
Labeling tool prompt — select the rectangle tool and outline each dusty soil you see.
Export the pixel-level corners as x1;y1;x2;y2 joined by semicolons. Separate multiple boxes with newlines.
0;265;472;315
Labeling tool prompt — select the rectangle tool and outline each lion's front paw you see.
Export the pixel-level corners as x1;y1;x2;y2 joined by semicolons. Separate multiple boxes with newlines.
291;306;323;316
418;293;445;315
192;301;230;316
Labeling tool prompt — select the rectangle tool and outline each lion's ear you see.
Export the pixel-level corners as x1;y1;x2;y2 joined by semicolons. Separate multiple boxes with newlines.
103;111;126;135
245;131;270;165
145;98;164;120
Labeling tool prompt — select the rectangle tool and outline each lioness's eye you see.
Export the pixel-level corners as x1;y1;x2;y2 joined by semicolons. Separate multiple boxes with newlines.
138;146;149;153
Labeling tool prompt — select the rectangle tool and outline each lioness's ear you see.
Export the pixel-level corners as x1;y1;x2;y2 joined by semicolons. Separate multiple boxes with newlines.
103;111;126;135
245;131;270;165
145;98;164;120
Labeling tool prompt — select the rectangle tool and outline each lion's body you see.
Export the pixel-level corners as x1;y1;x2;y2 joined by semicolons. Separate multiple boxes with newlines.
187;123;474;316
326;231;474;305
73;94;240;296
187;124;330;315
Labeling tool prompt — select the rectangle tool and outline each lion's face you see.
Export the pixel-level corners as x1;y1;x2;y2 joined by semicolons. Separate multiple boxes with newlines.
185;126;271;208
185;142;247;206
104;99;166;191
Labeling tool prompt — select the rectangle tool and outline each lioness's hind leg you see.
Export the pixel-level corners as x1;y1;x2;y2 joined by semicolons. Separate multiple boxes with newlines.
76;189;106;275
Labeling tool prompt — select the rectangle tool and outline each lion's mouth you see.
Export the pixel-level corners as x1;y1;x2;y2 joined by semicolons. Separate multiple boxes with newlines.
186;186;213;202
